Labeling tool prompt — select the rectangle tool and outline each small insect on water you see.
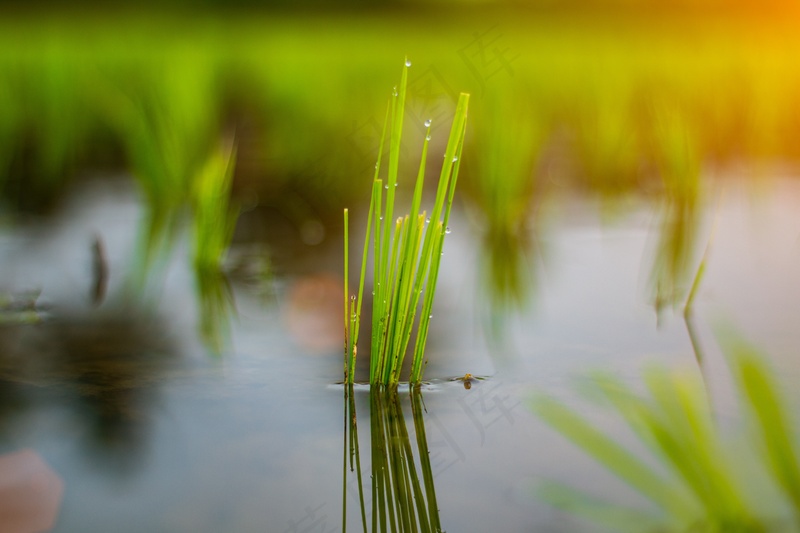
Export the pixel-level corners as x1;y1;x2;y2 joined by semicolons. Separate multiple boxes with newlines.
452;373;482;390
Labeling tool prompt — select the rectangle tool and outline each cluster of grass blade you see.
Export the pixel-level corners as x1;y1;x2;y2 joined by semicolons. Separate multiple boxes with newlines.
531;335;800;532
192;138;239;273
342;386;441;533
344;60;469;387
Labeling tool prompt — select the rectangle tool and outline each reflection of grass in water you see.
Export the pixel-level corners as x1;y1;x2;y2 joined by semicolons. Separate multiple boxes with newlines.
465;86;548;337
193;267;235;355
94;55;238;353
0;309;178;474
646;99;703;317
343;386;442;532
531;336;800;532
93;51;221;283
191;139;239;354
343;61;469;387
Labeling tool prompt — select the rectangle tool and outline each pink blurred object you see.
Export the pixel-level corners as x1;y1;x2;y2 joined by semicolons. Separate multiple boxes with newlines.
0;449;63;533
284;273;345;354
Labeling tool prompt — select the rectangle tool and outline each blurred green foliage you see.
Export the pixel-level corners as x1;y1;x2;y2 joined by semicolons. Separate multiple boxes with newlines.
2;12;800;210
532;334;800;532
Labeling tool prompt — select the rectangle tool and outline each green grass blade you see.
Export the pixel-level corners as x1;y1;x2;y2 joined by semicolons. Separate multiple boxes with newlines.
383;218;406;385
536;480;666;533
371;178;385;384
346;386;369;533
642;369;751;521
723;337;800;516
531;393;690;519
441;95;469;235
342;384;348;532
411;391;441;531
377;65;408;332
344;208;350;380
411;225;444;384
589;372;723;521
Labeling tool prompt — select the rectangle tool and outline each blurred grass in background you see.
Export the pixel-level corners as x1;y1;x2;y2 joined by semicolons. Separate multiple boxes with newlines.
1;6;799;325
2;10;799;209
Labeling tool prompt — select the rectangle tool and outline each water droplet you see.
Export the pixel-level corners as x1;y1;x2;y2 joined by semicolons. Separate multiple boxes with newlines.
372;291;375;295
384;184;389;190
394;182;398;187
374;163;378;169
424;119;432;127
445;227;451;234
405;59;412;67
429;314;433;319
426;134;431;141
392;86;398;97
425;217;430;223
350;295;356;302
452;156;458;162
379;216;384;221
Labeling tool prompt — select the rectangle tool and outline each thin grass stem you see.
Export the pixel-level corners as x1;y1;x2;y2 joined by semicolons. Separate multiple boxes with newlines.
344;208;350;381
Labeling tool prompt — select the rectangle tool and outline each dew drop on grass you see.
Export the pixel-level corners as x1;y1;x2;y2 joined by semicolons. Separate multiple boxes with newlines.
425;217;430;223
392;86;398;97
445;227;451;234
424;119;432;127
426;134;431;141
351;295;356;302
405;59;412;67
452;156;458;162
384;184;389;190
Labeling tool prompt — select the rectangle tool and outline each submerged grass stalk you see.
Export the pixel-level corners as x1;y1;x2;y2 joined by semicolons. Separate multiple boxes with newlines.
343;59;469;387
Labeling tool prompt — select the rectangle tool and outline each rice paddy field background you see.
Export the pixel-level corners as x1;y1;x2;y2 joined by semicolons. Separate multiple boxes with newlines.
2;4;800;532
